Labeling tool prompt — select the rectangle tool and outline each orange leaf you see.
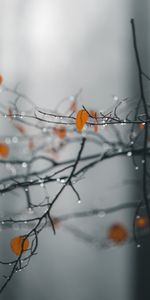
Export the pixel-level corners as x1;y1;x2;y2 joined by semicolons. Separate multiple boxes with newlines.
0;143;9;157
10;236;29;256
107;223;128;244
53;127;66;139
135;216;148;228
76;109;89;132
138;123;145;129
0;75;3;85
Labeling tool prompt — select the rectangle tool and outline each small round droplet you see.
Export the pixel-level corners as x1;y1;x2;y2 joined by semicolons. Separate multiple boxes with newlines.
12;137;18;143
98;211;106;218
42;127;47;133
127;151;132;157
28;208;33;214
22;162;27;168
5;138;11;144
113;95;119;101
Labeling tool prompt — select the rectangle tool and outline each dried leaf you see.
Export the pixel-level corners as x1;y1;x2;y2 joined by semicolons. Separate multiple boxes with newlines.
135;216;148;228
0;143;9;157
53;127;66;139
89;110;98;133
15;124;26;134
28;138;34;150
76;109;89;132
10;236;29;256
52;217;61;228
107;223;128;244
138;123;145;129
0;75;3;85
8;108;13;119
70;100;77;112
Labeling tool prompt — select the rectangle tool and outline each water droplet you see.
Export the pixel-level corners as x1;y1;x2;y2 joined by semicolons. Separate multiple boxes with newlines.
5;138;11;144
12;136;18;143
127;151;132;157
22;162;27;168
113;95;119;101
98;211;106;218
28;208;33;214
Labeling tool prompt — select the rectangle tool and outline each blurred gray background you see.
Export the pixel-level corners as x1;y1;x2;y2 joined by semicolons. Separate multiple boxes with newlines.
0;1;149;299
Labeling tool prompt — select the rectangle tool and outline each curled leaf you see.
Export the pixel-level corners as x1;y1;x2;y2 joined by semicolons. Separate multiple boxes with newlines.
0;143;9;157
76;109;89;132
10;236;29;256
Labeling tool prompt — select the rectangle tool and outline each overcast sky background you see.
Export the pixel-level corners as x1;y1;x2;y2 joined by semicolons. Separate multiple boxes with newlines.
0;1;149;300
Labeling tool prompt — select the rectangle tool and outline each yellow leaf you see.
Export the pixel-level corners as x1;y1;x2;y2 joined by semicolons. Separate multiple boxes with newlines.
76;109;88;132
